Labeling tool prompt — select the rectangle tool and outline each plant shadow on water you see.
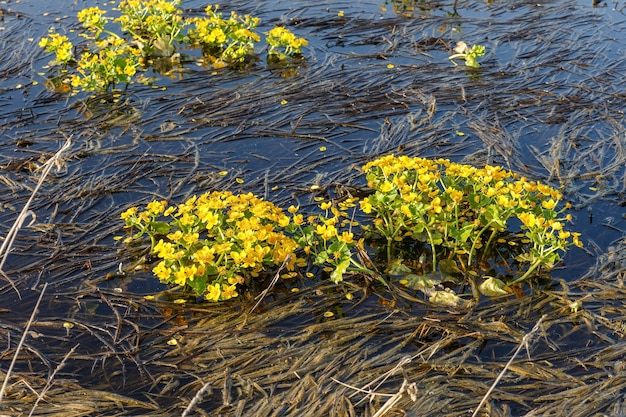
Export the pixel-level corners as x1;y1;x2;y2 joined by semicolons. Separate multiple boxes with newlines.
1;0;626;415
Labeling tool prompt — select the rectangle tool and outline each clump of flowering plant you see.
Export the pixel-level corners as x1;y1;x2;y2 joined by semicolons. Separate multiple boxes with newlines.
116;0;189;58
265;26;309;62
119;157;583;303
39;1;308;95
285;198;373;284
188;5;261;68
120;191;299;301
39;33;74;65
359;154;582;292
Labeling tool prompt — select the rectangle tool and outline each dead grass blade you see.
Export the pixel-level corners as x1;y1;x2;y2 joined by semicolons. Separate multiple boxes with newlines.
0;136;71;295
472;314;547;417
0;282;48;404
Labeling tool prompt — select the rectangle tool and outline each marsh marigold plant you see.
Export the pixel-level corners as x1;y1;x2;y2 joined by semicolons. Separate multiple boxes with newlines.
39;1;309;94
121;191;299;301
120;156;583;302
359;154;582;290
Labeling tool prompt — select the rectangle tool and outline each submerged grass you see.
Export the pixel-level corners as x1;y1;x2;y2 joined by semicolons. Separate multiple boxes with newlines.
1;0;626;415
4;257;626;416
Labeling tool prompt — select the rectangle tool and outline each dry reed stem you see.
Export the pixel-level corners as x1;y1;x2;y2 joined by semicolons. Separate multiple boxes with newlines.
181;381;212;417
0;282;48;404
28;343;79;417
472;314;547;417
0;136;72;295
250;254;291;314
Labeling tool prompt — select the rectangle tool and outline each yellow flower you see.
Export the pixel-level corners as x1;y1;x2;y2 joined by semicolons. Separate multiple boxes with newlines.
448;189;464;203
206;284;221;302
338;231;354;244
379;181;394;193
320;201;332;210
429;196;443;214
146;200;167;215
315;224;337;241
549;221;563;231
179;212;196;227
194;246;215;264
182;232;199;245
221;283;239;299
542;199;557;210
123;63;136;77
518;212;537;228
154;239;178;260
153;261;171;281
173;267;188;286
121;207;138;220
167;230;183;241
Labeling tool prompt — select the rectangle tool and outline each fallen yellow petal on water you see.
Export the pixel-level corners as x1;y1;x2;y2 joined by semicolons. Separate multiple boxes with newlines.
323;311;335;318
167;338;178;346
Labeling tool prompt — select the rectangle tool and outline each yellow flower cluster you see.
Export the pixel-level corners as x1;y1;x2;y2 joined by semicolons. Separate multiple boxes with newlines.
40;2;309;94
188;5;261;67
285;198;363;284
266;26;309;58
77;7;108;35
70;36;141;91
116;0;187;57
121;191;299;301
39;33;73;64
120;156;584;301
360;154;582;283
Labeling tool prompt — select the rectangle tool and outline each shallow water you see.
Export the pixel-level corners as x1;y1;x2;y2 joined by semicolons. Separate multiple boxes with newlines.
1;0;626;414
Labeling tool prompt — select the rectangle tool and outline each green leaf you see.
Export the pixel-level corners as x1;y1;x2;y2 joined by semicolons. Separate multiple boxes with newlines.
187;274;208;296
314;251;329;265
484;205;506;228
150;221;171;235
478;276;508;297
386;259;412;275
330;259;350;284
465;56;479;68
450;223;475;244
